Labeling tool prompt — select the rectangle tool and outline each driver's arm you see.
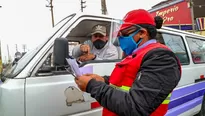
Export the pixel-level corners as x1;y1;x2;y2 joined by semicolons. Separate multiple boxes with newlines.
72;40;92;58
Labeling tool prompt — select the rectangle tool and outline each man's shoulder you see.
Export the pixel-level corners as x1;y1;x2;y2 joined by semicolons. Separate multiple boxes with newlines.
103;44;118;53
144;47;177;61
84;40;92;44
107;43;118;49
83;40;93;47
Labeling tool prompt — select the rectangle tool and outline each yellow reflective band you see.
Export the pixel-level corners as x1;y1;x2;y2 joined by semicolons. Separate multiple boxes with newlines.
110;84;130;91
162;100;170;104
166;94;171;100
120;86;131;91
166;96;171;100
162;93;171;104
110;84;117;88
110;84;172;105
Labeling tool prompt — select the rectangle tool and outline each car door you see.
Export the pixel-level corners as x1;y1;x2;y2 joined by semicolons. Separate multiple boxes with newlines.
25;52;117;116
25;72;93;116
25;15;121;116
25;46;97;116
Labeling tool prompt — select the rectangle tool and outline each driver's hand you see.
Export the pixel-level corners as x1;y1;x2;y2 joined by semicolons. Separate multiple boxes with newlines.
80;44;90;54
78;53;96;62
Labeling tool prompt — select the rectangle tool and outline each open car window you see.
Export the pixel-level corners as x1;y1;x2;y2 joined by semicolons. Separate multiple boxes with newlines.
34;18;123;76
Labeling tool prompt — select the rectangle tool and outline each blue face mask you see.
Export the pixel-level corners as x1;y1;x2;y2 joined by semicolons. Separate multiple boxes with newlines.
119;30;142;55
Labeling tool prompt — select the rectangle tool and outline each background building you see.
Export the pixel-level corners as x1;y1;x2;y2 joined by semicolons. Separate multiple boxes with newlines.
148;0;205;36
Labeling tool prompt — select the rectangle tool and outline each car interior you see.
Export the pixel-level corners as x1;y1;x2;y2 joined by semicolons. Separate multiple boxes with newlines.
35;19;122;76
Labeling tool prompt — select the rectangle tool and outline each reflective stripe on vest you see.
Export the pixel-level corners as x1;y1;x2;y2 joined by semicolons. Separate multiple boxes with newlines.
162;93;171;104
110;84;171;105
110;84;131;92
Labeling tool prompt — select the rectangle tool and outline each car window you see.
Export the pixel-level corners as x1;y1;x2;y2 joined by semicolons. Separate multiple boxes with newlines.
186;37;205;64
156;32;189;65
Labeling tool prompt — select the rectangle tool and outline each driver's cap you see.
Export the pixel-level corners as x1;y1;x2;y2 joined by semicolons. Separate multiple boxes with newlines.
91;25;106;36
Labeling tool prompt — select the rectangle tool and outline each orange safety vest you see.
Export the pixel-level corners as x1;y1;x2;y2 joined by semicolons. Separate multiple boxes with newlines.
102;43;181;116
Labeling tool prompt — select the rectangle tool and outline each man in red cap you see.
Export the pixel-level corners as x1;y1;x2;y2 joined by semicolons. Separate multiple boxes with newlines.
75;9;181;116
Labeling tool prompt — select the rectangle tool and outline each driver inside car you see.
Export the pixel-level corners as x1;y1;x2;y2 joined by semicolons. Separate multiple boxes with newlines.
72;24;118;62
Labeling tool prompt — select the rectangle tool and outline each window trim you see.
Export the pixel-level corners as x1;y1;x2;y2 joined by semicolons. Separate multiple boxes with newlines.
185;36;205;64
158;32;190;65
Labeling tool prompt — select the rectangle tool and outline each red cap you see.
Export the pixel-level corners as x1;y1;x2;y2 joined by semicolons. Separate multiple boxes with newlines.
120;9;155;31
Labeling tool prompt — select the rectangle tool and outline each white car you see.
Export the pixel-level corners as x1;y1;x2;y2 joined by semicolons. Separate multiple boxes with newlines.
1;13;205;116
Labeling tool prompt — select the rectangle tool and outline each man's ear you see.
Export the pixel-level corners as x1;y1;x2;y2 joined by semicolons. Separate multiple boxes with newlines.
139;29;148;38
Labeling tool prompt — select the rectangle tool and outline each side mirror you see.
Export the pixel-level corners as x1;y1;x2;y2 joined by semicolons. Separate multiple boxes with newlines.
38;66;52;73
53;38;68;66
36;66;53;76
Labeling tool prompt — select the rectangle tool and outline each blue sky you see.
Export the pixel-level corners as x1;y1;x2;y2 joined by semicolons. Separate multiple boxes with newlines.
0;0;163;63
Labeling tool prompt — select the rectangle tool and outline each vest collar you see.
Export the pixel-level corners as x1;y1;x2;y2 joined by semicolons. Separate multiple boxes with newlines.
132;39;157;54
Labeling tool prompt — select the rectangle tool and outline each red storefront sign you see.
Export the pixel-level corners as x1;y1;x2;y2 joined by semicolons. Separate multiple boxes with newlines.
150;1;192;25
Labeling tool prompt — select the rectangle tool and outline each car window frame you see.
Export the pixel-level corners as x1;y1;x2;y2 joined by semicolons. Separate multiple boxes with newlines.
185;36;205;64
157;32;190;65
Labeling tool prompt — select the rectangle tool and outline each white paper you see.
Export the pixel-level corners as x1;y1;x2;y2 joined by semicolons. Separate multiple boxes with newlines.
66;58;82;77
79;65;93;75
66;58;94;78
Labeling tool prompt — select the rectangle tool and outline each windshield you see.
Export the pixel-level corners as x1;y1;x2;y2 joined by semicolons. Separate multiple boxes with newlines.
109;19;122;46
2;13;76;78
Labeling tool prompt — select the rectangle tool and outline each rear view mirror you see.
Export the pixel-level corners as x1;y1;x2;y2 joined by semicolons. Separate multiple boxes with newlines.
53;38;68;66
